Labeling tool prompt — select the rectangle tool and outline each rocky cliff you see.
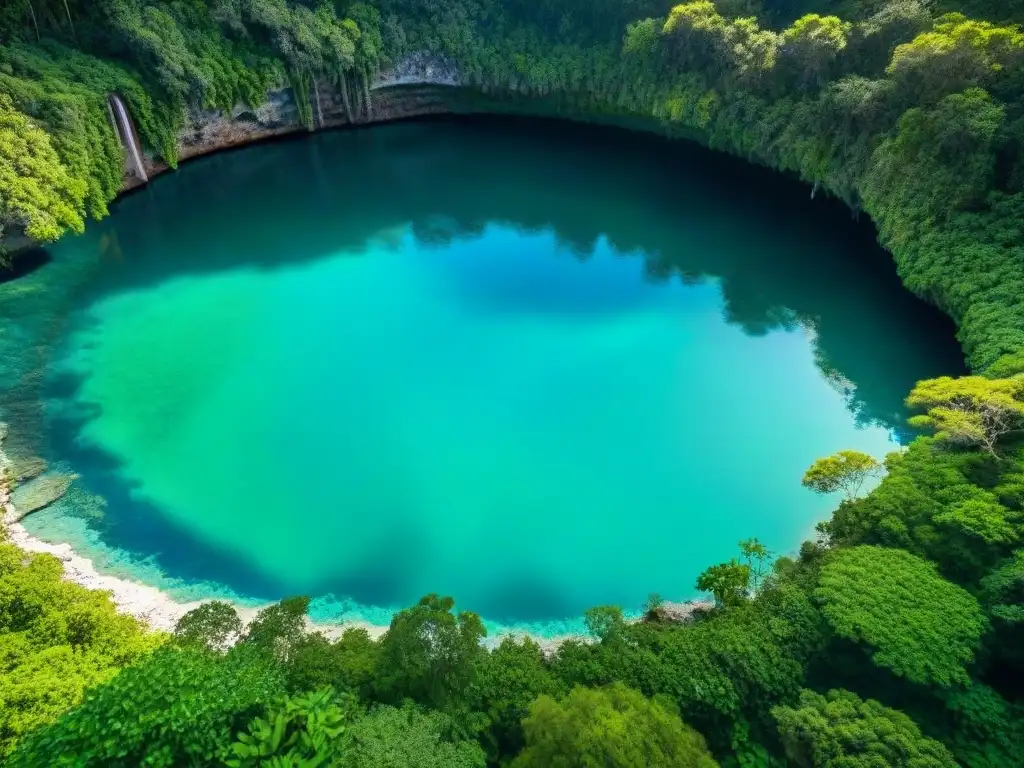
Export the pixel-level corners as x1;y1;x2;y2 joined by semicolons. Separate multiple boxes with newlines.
123;53;463;190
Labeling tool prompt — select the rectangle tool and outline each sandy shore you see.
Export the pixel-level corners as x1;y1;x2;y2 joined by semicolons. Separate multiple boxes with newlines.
0;432;706;651
1;512;593;650
0;473;590;649
3;513;398;638
0;435;390;640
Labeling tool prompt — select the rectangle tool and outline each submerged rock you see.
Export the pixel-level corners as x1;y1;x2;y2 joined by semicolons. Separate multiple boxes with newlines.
9;455;47;482
10;472;77;519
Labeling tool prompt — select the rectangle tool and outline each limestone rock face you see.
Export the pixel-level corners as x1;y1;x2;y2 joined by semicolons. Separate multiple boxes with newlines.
132;71;457;184
3;55;465;251
375;51;462;89
180;88;300;155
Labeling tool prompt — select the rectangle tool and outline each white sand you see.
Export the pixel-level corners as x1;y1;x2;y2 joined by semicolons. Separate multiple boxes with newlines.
0;435;386;639
0;430;706;650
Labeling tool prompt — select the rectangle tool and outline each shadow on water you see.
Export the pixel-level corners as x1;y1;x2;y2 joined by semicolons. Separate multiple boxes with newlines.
20;114;967;619
58;114;965;432
0;248;51;284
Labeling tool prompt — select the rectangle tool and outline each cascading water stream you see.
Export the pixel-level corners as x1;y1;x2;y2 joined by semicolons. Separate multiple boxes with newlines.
109;94;148;184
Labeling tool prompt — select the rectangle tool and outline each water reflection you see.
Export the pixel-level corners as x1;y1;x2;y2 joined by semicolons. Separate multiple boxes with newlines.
48;115;963;440
0;116;967;625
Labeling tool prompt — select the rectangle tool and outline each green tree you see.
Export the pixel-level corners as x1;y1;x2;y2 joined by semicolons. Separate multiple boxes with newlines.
780;14;852;90
0;545;159;759
739;538;773;591
8;645;284;767
773;689;957;767
980;549;1024;623
174;601;242;651
0;93;85;246
906;375;1024;456
815;546;987;687
866;88;1006;233
583;605;626;644
820;436;1022;584
887;14;1024;103
472;637;566;763
660;1;730;74
345;704;486;768
697;560;751;607
941;684;1024;768
802;450;883;499
226;688;354;767
284;627;380;696
512;683;719;768
374;594;486;710
240;596;310;661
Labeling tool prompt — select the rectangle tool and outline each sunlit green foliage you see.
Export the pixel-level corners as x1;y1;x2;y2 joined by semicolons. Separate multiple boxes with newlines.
887;13;1024;102
225;688;354;766
0;92;84;243
346;704;487;768
773;688;958;767
512;683;719;768
802;450;882;499
906;374;1024;455
822;435;1024;584
816;545;987;686
8;645;284;767
0;544;160;759
696;560;752;607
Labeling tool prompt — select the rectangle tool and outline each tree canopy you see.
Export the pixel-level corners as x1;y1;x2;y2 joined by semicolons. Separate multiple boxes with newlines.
815;545;987;687
803;450;883;499
4;0;1024;765
773;689;958;768
512;683;719;768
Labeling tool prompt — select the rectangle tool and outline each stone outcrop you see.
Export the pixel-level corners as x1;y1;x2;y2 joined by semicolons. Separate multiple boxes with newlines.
3;53;467;251
124;52;462;189
374;51;462;89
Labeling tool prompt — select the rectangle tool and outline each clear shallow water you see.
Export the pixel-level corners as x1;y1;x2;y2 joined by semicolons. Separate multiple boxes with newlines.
12;117;964;634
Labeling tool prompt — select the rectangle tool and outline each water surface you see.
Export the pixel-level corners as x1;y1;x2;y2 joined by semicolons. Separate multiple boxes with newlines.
12;117;963;633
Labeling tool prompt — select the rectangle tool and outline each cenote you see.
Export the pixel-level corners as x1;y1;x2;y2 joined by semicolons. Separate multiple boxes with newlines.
10;116;965;635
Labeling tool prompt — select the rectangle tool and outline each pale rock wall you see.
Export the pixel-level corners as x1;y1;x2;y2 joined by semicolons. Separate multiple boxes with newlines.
2;54;463;252
122;52;462;189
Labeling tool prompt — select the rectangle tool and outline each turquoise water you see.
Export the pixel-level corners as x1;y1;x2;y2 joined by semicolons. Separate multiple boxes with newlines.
16;118;964;634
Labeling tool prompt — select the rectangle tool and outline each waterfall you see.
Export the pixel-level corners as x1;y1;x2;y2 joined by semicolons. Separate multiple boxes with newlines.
361;72;372;121
109;94;148;184
339;71;354;123
313;78;324;129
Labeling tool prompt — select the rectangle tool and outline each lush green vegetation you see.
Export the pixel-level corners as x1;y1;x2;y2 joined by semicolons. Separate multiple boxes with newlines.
0;540;160;760
3;0;1024;367
3;0;1024;765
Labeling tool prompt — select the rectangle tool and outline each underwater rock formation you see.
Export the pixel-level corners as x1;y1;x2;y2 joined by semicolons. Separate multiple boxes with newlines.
9;472;77;520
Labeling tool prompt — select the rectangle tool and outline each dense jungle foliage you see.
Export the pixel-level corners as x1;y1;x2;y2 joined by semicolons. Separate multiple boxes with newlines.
3;0;1024;765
